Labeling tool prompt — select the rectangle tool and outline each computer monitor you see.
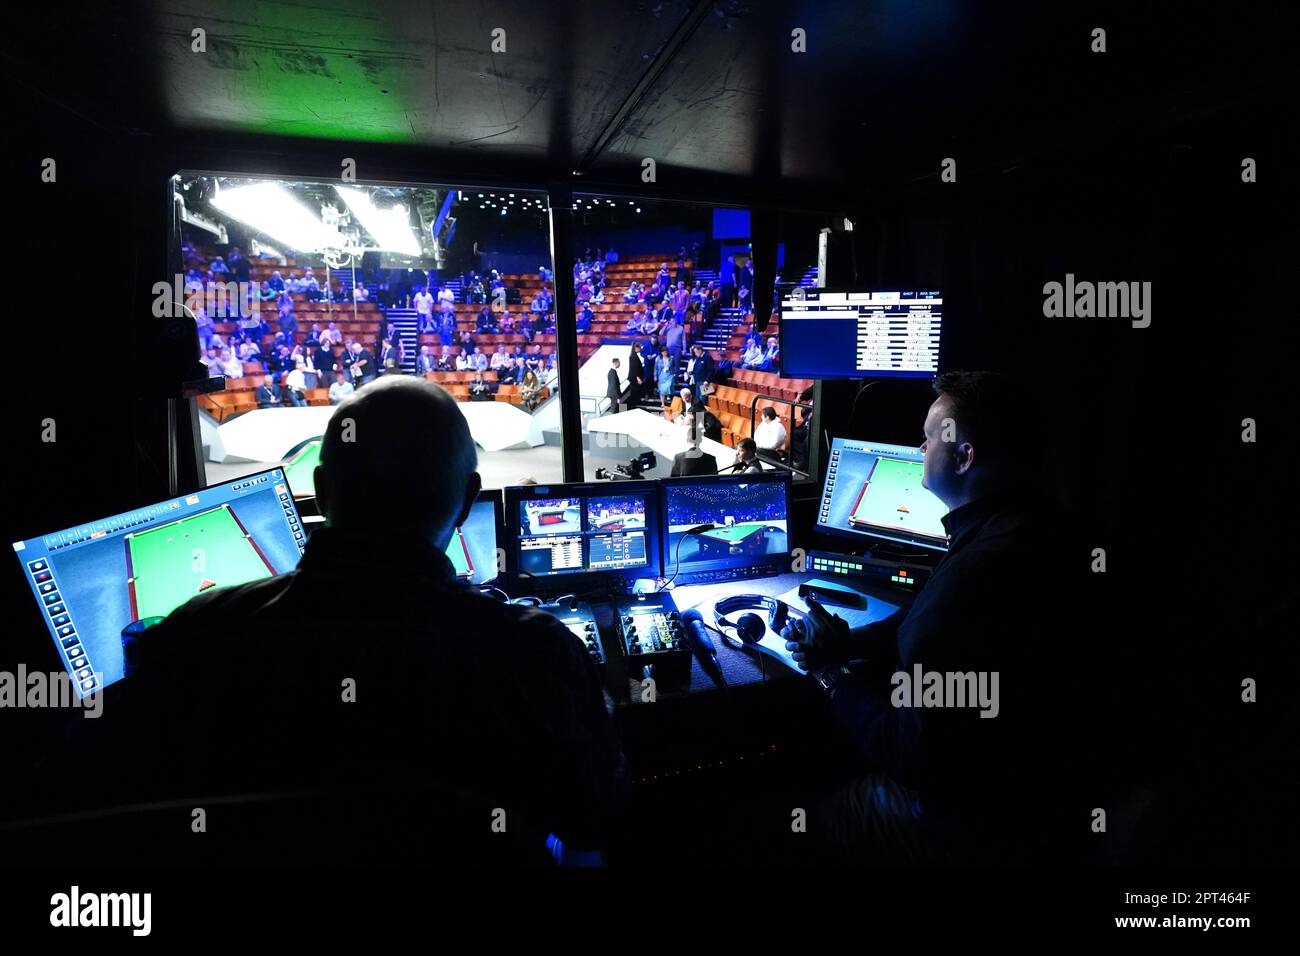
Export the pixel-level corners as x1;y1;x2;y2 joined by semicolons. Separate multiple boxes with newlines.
451;490;503;585
12;469;307;696
504;481;660;584
660;473;792;583
283;437;324;499
779;288;942;379
817;438;950;551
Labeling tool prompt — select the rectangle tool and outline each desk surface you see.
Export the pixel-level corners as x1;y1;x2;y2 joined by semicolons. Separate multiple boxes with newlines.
662;572;912;694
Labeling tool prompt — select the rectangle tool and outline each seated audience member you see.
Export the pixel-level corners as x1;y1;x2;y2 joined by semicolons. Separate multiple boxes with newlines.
268;270;285;293
622;283;640;305
754;406;787;454
255;378;284;408
759;336;780;371
201;347;221;377
258;281;277;303
110;377;623;861
237;338;262;363
729;438;764;473
416;345;437;376
194;308;216;350
283;368;308;406
328;371;354;404
353;283;369;302
498;358;519;385
436;346;456;371
670;416;718;477
455;351;473;372
469;374;495;401
218;349;243;379
476;307;498;334
319;322;341;348
742;339;765;369
490;346;511;372
575;306;592;334
472;346;489;374
519;369;543;412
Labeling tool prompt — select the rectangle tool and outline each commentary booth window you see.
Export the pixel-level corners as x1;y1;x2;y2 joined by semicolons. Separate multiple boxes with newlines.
570;195;814;483
174;175;565;495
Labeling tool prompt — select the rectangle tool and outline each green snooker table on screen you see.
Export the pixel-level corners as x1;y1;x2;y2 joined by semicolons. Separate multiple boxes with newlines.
848;456;948;539
124;504;277;620
284;439;323;498
695;521;770;557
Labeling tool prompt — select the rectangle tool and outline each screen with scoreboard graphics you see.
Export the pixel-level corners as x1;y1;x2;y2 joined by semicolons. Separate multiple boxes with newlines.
509;483;655;579
13;469;306;696
780;289;942;379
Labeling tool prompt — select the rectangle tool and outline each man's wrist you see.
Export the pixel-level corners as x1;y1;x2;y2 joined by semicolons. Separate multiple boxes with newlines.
810;665;852;698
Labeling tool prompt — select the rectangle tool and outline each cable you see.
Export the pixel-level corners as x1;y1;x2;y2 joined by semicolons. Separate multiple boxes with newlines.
656;523;716;592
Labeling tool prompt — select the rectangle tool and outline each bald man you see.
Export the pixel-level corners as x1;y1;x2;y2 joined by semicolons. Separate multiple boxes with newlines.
107;378;624;862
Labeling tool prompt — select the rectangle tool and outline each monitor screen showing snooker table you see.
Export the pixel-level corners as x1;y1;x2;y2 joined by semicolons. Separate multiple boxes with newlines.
815;438;949;551
661;472;792;582
12;469;307;696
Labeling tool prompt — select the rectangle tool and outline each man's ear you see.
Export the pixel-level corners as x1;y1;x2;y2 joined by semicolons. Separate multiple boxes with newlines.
954;442;976;476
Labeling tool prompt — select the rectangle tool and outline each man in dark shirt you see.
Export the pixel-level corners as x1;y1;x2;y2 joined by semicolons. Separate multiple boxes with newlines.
670;416;718;477
784;371;1090;864
605;358;622;413
626;343;644;406
110;378;624;862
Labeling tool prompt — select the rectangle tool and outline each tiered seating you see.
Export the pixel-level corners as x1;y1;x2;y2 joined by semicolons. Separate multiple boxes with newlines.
420;372;550;406
707;373;814;449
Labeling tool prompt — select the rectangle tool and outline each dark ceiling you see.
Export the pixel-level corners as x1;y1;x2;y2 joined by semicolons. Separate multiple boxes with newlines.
2;0;1280;203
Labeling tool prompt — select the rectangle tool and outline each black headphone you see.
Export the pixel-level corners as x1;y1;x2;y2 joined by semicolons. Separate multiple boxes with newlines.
712;594;804;649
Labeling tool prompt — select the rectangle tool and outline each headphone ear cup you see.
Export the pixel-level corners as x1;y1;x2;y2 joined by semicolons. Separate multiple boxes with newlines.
735;612;767;645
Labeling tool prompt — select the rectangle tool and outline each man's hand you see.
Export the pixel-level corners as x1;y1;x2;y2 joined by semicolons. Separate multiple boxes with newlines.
781;596;855;673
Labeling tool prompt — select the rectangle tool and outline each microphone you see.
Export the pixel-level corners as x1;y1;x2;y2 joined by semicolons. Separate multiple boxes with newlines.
681;608;727;689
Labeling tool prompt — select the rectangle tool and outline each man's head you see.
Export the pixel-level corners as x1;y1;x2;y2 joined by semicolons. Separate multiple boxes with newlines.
612;358;620;368
679;387;692;405
762;407;777;422
736;437;757;462
921;370;1025;510
316;378;480;546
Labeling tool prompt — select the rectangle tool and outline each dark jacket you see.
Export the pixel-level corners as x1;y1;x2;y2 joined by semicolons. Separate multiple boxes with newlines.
827;493;1091;835
670;450;718;477
103;528;625;852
